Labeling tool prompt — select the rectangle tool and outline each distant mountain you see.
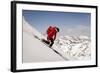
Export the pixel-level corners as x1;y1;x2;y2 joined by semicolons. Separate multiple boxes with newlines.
53;36;91;60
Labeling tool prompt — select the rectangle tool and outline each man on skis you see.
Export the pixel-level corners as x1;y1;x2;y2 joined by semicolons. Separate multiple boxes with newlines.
46;26;59;47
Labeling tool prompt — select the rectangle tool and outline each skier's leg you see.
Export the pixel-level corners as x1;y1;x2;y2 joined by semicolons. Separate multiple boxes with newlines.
49;38;54;47
46;37;51;44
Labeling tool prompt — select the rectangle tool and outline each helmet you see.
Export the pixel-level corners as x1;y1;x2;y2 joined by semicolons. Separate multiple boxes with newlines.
56;27;59;32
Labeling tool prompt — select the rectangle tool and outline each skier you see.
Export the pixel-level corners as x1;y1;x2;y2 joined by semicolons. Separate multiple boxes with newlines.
46;26;59;47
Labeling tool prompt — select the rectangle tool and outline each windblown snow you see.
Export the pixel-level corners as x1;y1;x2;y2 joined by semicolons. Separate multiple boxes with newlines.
23;17;91;63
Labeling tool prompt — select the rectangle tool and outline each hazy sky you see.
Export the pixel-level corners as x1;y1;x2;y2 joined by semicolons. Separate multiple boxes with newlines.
23;10;91;37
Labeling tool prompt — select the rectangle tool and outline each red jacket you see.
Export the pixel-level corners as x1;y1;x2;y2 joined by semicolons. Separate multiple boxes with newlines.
47;26;57;40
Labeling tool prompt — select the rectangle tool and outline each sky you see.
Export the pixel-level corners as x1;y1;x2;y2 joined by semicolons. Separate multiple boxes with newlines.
23;10;91;37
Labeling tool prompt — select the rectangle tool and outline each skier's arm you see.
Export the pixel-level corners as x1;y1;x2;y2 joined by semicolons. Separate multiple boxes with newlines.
53;34;56;40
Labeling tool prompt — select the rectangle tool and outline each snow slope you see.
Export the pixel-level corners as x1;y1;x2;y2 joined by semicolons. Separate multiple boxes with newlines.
23;17;91;62
23;17;64;63
53;36;91;60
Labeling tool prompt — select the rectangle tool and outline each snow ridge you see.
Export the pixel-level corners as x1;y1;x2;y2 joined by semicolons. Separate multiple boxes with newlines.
23;17;46;40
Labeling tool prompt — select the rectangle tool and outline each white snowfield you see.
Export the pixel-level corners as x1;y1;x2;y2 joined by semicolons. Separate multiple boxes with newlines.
53;36;91;60
23;18;65;63
23;17;91;63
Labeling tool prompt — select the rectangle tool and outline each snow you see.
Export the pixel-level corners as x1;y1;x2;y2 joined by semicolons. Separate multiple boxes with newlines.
23;17;64;63
53;36;91;60
23;17;91;62
23;17;46;40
